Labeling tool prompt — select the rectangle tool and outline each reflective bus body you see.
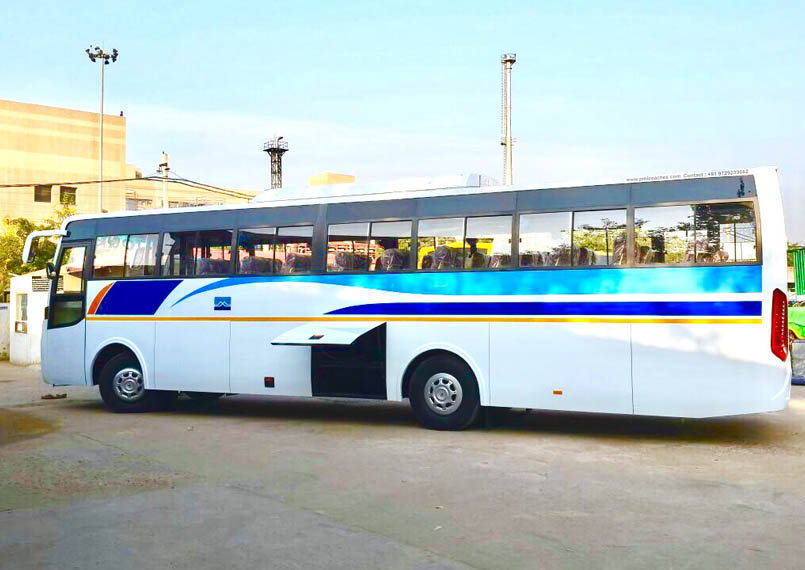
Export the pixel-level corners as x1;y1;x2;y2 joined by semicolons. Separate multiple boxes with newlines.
35;168;791;429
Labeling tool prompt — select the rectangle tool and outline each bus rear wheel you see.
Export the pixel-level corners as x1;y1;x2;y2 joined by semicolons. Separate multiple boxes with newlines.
409;354;480;430
98;353;176;413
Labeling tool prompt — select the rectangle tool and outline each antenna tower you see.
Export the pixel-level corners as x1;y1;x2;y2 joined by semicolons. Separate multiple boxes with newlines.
263;136;289;189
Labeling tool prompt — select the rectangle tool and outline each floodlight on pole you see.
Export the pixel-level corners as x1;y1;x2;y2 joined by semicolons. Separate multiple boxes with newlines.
500;52;516;185
86;45;119;212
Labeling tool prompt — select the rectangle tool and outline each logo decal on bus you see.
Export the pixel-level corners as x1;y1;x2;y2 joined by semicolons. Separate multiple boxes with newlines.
214;296;231;311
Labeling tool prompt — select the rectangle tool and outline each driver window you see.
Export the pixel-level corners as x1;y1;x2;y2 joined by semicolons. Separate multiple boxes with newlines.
58;246;86;294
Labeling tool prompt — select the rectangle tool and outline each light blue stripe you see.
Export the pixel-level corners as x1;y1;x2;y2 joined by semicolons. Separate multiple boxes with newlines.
171;265;762;307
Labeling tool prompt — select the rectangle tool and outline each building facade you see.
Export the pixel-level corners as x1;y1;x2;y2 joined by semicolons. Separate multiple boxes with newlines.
0;99;256;224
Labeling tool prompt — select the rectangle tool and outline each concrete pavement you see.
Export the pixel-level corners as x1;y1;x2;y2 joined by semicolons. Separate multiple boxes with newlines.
1;362;805;569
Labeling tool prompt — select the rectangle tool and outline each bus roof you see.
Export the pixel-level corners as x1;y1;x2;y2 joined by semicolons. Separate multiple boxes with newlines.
59;166;775;230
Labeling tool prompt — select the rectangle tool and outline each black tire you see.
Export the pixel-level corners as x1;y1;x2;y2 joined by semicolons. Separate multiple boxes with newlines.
409;354;481;430
183;391;224;401
98;352;177;413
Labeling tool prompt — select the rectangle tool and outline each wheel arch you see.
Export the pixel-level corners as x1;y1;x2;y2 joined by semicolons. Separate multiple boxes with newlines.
400;346;486;404
89;339;150;387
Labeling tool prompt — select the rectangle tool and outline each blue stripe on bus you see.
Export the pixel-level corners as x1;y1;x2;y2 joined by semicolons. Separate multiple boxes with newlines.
326;300;762;317
170;264;762;307
95;280;182;315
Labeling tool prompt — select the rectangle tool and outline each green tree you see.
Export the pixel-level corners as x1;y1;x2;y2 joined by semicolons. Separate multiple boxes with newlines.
0;202;76;293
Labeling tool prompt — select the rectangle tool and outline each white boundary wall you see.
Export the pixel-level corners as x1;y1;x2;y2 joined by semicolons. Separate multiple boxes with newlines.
0;303;8;360
9;271;48;365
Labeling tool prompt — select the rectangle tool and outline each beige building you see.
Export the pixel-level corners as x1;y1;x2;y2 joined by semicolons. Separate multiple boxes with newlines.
0;99;256;224
309;172;355;186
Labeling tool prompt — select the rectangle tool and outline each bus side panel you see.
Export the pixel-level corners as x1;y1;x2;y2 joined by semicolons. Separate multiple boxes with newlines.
386;321;490;405
634;169;790;418
631;322;786;417
230;322;312;397
489;322;633;413
154;323;231;394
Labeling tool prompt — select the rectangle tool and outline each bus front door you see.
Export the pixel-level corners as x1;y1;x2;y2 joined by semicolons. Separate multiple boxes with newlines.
42;242;90;385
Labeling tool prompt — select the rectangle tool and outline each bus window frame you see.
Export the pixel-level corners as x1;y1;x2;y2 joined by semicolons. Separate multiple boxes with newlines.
311;217;418;274
91;232;161;280
235;226;278;276
629;196;761;269
48;239;92;330
514;196;761;270
367;219;414;273
156;227;237;279
413;212;517;274
81;193;762;281
273;223;317;275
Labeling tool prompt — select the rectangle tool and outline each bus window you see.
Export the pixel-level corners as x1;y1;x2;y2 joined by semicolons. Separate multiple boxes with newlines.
694;202;757;263
519;212;572;267
276;226;314;274
237;227;277;274
94;234;158;278
327;222;369;272
369;221;411;271
59;246;86;295
161;230;233;276
465;216;512;269
417;217;464;270
634;205;695;264
93;235;127;278
572;209;627;266
51;244;86;328
124;234;158;277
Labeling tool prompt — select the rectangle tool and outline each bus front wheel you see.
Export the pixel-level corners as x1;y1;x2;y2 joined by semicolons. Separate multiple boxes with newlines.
409;354;481;431
98;353;176;413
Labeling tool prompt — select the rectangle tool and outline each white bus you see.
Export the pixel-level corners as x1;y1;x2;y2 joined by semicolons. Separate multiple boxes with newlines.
24;167;791;430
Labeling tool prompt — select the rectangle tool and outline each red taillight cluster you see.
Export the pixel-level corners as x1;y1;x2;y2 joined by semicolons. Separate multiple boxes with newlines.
771;288;789;362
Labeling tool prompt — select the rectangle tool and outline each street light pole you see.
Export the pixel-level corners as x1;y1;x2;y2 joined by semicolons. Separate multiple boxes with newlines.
98;61;104;212
159;151;169;208
86;46;119;212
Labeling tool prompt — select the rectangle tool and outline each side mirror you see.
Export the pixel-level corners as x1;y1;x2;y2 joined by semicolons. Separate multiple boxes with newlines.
22;229;67;265
46;262;56;279
25;239;39;264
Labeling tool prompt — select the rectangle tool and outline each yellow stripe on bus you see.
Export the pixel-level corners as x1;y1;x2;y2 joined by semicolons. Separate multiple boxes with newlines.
85;315;762;325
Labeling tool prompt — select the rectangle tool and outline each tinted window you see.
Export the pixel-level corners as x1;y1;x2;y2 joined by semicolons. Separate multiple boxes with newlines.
58;246;86;294
161;230;233;276
94;234;158;278
694;202;757;263
465;216;512;269
276;226;314;274
519;212;572;267
634;205;696;264
124;234;158;277
417;218;464;270
50;245;86;328
328;222;369;272
370;221;411;271
573;209;627;266
237;227;277;274
93;235;127;278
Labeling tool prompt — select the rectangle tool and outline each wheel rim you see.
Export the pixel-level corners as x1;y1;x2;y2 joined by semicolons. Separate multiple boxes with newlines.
424;373;463;415
112;367;145;402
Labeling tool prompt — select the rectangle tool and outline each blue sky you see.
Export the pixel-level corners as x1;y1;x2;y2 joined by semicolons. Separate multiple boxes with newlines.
2;1;804;240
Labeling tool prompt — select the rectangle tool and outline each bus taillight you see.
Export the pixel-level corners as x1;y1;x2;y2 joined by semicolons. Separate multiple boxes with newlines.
771;288;788;362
